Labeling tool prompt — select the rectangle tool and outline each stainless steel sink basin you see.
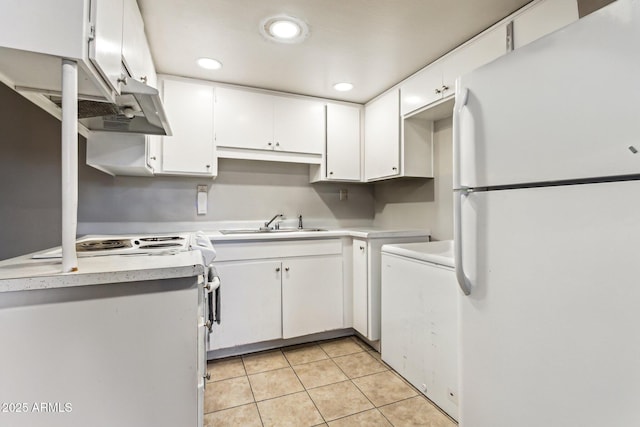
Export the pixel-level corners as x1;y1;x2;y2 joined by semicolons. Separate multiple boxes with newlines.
219;228;327;235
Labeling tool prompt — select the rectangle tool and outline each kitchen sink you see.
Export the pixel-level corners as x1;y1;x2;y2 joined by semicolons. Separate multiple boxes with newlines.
219;228;327;235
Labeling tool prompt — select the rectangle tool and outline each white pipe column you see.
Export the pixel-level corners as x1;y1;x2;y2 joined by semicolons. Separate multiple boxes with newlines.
61;59;78;272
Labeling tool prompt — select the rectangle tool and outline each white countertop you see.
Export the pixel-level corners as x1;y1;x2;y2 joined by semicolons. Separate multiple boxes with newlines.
381;240;455;268
0;227;430;293
207;227;430;241
0;250;205;293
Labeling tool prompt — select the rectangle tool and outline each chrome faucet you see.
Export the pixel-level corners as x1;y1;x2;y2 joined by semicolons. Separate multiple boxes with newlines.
261;213;284;230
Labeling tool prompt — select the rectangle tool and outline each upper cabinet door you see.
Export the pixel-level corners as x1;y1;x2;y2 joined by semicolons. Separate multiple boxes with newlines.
326;103;361;181
400;64;444;116
160;79;216;176
273;97;325;154
513;0;578;49
89;0;124;93
122;0;156;87
214;87;274;151
441;24;507;95
365;89;400;181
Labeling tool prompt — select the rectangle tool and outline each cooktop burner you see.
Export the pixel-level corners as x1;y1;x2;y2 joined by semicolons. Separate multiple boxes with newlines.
33;234;192;259
138;243;184;249
138;236;185;242
77;239;134;252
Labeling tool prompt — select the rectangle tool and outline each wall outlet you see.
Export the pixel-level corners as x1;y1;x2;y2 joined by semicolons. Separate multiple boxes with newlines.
339;189;348;201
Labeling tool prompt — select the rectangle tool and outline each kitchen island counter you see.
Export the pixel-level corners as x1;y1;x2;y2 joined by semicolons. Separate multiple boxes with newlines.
0;250;205;293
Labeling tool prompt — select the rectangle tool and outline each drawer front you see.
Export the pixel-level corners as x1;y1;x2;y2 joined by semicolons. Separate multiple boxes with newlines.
213;239;342;262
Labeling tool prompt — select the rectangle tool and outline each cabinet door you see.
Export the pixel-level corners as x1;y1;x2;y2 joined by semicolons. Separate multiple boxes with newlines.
326;103;361;180
210;260;283;350
89;0;124;93
352;239;368;337
513;0;578;49
122;0;156;87
442;24;507;96
160;79;216;175
400;63;444;116
364;89;400;180
215;87;274;151
282;256;343;339
273;97;325;154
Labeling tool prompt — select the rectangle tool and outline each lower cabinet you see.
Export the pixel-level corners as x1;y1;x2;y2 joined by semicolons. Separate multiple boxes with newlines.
282;256;343;338
352;235;430;341
209;239;344;351
209;260;282;350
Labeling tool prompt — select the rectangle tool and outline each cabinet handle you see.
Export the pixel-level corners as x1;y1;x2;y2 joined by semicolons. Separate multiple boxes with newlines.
275;142;280;147
205;372;211;381
329;171;334;175
140;75;148;84
150;156;156;160
206;164;211;168
360;246;365;251
268;142;273;146
276;267;280;272
441;85;450;92
285;267;290;272
435;88;441;94
392;166;398;171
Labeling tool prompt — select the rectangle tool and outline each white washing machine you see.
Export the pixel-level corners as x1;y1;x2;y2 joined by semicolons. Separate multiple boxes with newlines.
380;240;458;420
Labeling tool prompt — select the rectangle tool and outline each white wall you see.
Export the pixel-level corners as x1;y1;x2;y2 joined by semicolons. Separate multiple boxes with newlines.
78;154;375;233
373;117;453;241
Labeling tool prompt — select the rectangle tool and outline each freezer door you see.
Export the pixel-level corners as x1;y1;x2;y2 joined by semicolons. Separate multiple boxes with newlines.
457;180;640;427
456;0;640;189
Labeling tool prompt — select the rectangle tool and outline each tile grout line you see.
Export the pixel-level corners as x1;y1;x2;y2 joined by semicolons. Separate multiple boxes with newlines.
288;340;329;425
240;355;265;427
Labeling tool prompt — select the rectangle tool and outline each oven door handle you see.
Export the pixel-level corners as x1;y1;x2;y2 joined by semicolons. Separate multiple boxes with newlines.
206;270;221;328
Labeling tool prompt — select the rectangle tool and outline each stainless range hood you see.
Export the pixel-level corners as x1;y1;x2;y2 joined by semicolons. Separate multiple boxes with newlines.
77;77;172;136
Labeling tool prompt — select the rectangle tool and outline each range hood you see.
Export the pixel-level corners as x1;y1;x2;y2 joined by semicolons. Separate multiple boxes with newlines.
51;77;172;136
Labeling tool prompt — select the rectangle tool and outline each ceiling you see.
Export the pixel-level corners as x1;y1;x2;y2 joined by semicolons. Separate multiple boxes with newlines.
137;0;531;104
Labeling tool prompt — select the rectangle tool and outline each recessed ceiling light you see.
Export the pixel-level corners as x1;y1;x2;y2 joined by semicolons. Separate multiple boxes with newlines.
260;15;309;44
333;82;354;92
197;57;223;70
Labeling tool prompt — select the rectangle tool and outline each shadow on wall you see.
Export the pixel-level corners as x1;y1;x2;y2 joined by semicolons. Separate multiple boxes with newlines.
0;83;63;260
372;178;435;205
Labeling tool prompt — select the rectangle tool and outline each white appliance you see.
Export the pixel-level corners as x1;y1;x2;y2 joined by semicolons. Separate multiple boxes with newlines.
11;232;216;427
381;241;457;420
453;1;640;426
32;234;191;258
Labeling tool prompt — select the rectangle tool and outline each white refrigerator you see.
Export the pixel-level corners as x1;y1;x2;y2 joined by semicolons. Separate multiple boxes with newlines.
453;1;640;426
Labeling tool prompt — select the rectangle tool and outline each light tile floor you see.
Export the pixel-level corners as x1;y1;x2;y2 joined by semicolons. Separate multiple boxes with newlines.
205;336;457;427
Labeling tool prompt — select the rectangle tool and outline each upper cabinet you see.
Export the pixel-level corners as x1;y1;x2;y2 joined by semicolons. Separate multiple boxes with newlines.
310;103;362;182
365;88;434;182
401;23;507;117
215;86;325;163
122;0;157;88
155;78;216;177
88;0;125;95
0;0;125;102
365;90;401;181
512;0;578;49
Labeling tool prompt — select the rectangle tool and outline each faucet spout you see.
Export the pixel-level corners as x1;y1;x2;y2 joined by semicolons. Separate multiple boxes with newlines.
262;213;284;230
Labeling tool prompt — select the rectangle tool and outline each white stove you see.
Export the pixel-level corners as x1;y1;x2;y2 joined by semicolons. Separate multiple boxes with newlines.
32;234;191;259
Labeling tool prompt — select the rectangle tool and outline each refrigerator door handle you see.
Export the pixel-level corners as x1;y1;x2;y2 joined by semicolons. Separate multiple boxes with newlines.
454;189;473;296
453;81;472;296
452;83;468;190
